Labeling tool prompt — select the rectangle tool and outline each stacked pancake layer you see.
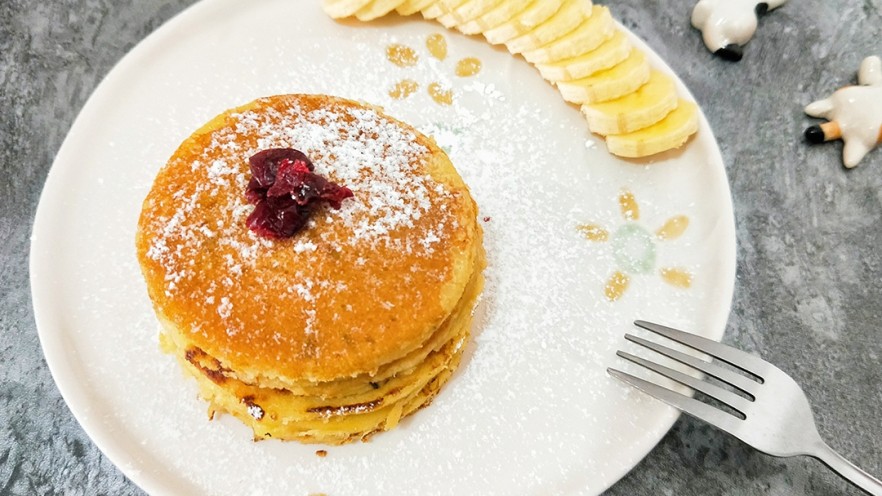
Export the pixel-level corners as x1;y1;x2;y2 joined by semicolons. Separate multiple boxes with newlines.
136;94;484;444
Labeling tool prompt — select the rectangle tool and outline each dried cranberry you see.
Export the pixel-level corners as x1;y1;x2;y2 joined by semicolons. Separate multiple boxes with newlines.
249;148;313;188
246;199;309;239
267;159;353;209
244;148;353;239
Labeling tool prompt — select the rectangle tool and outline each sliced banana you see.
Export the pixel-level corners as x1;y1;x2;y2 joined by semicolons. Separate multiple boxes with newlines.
581;70;678;135
437;0;500;27
456;0;534;36
481;0;564;44
556;48;650;104
422;0;469;20
396;0;435;15
504;0;594;54
320;0;701;159
356;0;406;20
522;5;614;65
605;100;699;158
535;29;631;82
323;0;375;18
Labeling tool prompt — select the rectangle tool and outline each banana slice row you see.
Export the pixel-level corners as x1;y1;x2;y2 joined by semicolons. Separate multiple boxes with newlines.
321;0;699;158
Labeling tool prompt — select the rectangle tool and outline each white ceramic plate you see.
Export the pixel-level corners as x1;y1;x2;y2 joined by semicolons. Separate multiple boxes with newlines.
31;1;736;494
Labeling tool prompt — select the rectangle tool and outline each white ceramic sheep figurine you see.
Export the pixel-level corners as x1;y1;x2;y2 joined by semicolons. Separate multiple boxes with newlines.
804;56;882;168
691;0;789;61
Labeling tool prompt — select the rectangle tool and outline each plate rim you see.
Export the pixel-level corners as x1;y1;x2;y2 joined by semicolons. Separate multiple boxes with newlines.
29;1;736;494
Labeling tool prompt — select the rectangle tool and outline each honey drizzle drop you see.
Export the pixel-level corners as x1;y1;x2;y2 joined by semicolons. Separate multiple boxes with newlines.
386;44;418;67
428;82;453;106
455;57;482;77
604;271;630;301
655;216;689;240
578;223;609;242
660;268;693;288
426;34;447;60
389;80;419;100
619;191;640;221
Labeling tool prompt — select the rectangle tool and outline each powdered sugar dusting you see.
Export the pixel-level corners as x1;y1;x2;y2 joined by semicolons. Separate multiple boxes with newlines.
144;97;455;313
53;3;734;496
217;297;233;319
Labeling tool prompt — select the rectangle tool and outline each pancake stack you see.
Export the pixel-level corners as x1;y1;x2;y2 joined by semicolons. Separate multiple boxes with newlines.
136;94;484;444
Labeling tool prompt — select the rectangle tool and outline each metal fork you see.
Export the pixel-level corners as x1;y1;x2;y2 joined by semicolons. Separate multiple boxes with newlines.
608;320;882;496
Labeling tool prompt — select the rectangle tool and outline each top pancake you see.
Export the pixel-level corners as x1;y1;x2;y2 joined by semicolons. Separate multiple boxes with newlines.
136;94;479;383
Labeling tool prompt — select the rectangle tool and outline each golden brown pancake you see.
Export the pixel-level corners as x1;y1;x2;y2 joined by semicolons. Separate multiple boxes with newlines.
136;94;483;443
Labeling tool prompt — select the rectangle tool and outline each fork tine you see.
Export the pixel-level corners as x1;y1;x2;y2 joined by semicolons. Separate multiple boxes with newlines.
608;368;743;433
625;334;760;397
617;351;753;415
634;320;770;377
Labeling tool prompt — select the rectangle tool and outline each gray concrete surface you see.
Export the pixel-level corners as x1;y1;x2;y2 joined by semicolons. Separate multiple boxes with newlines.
1;0;880;494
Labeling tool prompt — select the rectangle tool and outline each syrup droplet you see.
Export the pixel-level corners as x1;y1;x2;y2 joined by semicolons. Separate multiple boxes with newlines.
386;44;418;67
655;216;689;240
426;33;448;60
455;57;482;77
389;79;419;100
604;271;630;301
428;82;453;105
660;268;693;288
578;223;609;242
618;191;640;221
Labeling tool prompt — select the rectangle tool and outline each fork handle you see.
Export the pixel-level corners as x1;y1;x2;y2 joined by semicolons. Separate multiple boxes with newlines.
810;441;882;496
